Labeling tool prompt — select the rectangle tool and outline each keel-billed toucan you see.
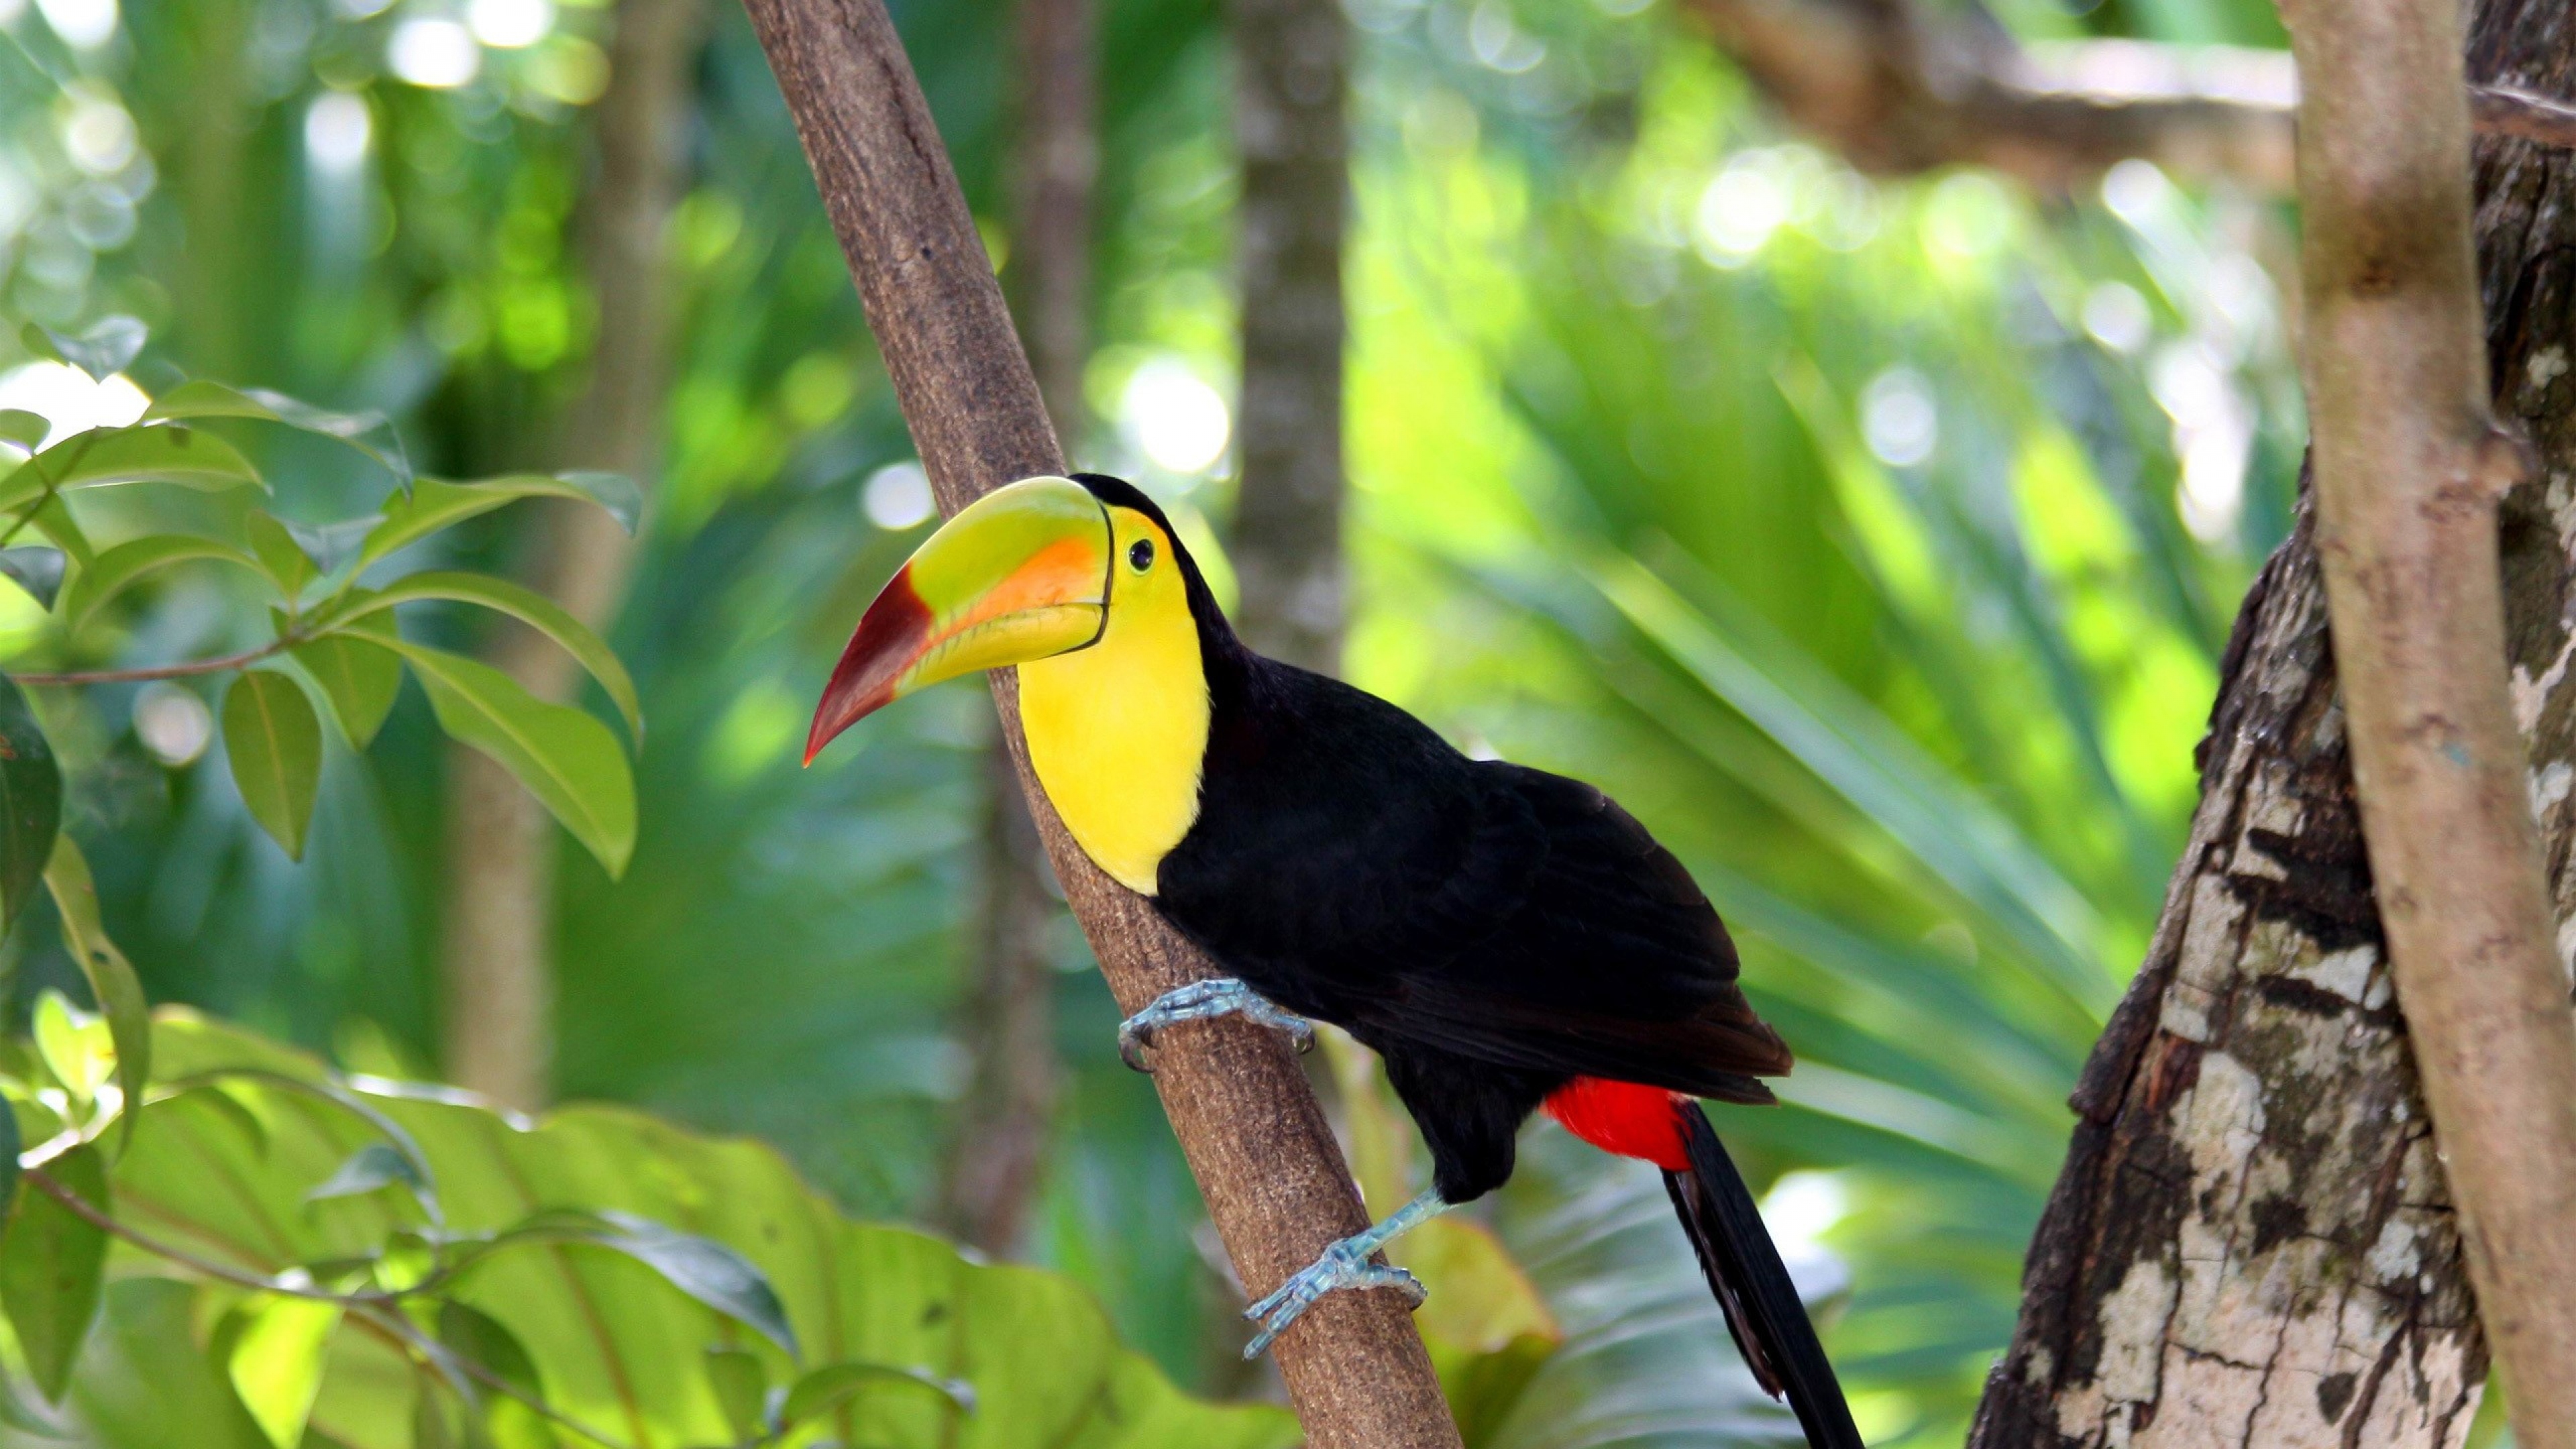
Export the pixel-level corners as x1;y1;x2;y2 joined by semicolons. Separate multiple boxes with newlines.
806;474;1861;1448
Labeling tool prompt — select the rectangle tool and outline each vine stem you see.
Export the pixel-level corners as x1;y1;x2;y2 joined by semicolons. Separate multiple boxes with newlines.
23;1167;392;1306
12;637;290;686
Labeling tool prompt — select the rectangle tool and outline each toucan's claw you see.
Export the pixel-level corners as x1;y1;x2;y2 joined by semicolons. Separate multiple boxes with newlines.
1116;979;1312;1073
1240;1239;1426;1358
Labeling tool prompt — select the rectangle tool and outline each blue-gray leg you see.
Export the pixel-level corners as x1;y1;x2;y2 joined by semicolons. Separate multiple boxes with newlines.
1242;1190;1452;1358
1117;978;1314;1072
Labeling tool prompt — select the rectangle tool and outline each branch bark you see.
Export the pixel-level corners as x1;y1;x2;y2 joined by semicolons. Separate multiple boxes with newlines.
441;0;704;1109
1968;3;2576;1444
1228;0;1350;674
1673;0;2576;192
2279;0;2576;1442
741;3;1461;1442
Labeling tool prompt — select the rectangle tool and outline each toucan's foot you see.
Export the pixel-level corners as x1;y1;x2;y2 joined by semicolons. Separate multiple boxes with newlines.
1238;1190;1451;1358
1240;1239;1426;1358
1117;979;1313;1072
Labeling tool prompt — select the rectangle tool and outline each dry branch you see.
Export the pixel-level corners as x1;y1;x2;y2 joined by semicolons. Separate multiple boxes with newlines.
1676;0;2576;191
2280;0;2576;1442
740;2;1463;1443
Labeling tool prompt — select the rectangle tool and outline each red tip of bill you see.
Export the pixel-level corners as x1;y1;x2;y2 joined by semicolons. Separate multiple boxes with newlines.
805;566;934;765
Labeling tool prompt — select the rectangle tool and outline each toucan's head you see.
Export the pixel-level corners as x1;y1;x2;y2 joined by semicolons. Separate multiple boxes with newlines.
804;472;1209;765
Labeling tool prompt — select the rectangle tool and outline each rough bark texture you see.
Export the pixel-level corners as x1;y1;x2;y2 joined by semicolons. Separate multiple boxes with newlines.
1968;5;2576;1445
1228;0;1348;674
741;3;1462;1442
936;0;1095;1258
2283;0;2576;1440
441;0;702;1108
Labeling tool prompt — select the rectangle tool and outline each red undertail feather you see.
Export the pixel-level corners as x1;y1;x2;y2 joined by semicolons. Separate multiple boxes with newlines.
1543;1075;1692;1171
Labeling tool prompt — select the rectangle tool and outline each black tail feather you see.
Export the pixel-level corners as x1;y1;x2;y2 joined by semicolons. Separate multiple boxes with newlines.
1662;1102;1864;1449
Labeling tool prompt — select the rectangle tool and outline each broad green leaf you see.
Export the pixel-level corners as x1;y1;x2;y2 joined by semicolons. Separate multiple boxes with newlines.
44;839;148;1152
0;547;64;608
356;474;641;575
101;1016;1302;1449
1;1146;108;1402
0;425;260;513
497;1209;798;1361
284;517;376;576
435;1301;557;1449
23;318;143;382
386;641;635;877
291;619;402;750
305;1143;424;1207
702;1348;765;1442
141;381;411;485
60;535;269;635
780;1360;974;1428
325;572;639;740
241;513;315;602
0;411;48;450
0;672;61;932
32;992;110;1102
25;496;91;569
221;674;322;861
224;1296;340;1448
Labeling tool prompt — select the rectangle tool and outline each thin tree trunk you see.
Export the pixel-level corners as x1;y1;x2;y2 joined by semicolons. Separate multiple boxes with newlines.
1968;3;2576;1443
743;3;1462;1440
935;0;1094;1258
1228;0;1349;675
440;0;702;1109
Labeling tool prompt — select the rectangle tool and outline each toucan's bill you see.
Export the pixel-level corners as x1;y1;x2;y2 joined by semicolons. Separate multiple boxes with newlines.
804;475;1113;764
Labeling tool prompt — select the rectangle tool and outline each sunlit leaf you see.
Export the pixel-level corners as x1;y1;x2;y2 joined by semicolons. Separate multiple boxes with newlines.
44;838;148;1152
224;1296;339;1449
0;547;63;608
324;571;641;740
32;992;109;1102
433;1303;555;1448
384;641;636;877
778;1359;974;1428
0;673;60;932
305;1142;425;1208
0;1147;108;1403
555;1208;800;1360
59;535;269;635
22;318;144;382
142;381;411;485
356;473;641;574
0;412;47;451
221;672;322;862
0;425;261;515
703;1347;766;1442
241;513;315;602
290;620;403;750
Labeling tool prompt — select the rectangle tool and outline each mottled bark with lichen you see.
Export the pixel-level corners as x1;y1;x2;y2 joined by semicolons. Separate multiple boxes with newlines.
1968;3;2576;1443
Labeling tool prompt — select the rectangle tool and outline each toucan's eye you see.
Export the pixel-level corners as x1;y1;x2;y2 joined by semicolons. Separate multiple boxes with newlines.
1128;538;1155;572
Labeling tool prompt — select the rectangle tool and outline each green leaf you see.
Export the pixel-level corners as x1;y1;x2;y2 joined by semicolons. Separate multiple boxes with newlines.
561;1210;799;1361
0;1368;68;1438
221;673;323;862
0;547;64;608
290;623;403;751
779;1360;974;1428
0;424;261;514
241;513;315;602
224;1295;340;1448
23;317;143;382
60;535;270;635
305;1142;425;1207
356;474;640;576
435;1303;555;1449
702;1348;765;1442
0;1083;19;1231
141;381;411;485
325;572;640;740
1;1146;108;1402
0;411;48;451
26;496;91;570
31;991;109;1101
0;673;61;932
386;641;635;877
283;517;376;576
44;838;148;1153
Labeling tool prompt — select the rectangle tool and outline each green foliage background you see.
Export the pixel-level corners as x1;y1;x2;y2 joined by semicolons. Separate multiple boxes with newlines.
0;0;2326;1442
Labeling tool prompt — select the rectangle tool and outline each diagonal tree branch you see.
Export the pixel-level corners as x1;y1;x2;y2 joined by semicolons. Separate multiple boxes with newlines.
740;3;1462;1444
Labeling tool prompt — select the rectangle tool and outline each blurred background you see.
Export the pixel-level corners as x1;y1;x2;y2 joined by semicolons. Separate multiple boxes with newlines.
0;0;2308;1442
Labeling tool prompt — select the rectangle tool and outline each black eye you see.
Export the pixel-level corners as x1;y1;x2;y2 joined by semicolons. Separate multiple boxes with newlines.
1128;538;1155;572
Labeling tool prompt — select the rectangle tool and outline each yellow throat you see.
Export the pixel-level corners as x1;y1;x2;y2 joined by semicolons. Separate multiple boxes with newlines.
1018;506;1210;894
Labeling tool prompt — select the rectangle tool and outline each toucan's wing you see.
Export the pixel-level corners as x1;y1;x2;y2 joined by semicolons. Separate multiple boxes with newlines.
1157;665;1786;1089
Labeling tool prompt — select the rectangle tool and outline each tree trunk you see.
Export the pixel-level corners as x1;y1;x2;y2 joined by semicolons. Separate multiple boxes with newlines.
439;0;702;1110
1968;3;2576;1443
934;0;1095;1258
743;3;1462;1440
1228;0;1349;675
